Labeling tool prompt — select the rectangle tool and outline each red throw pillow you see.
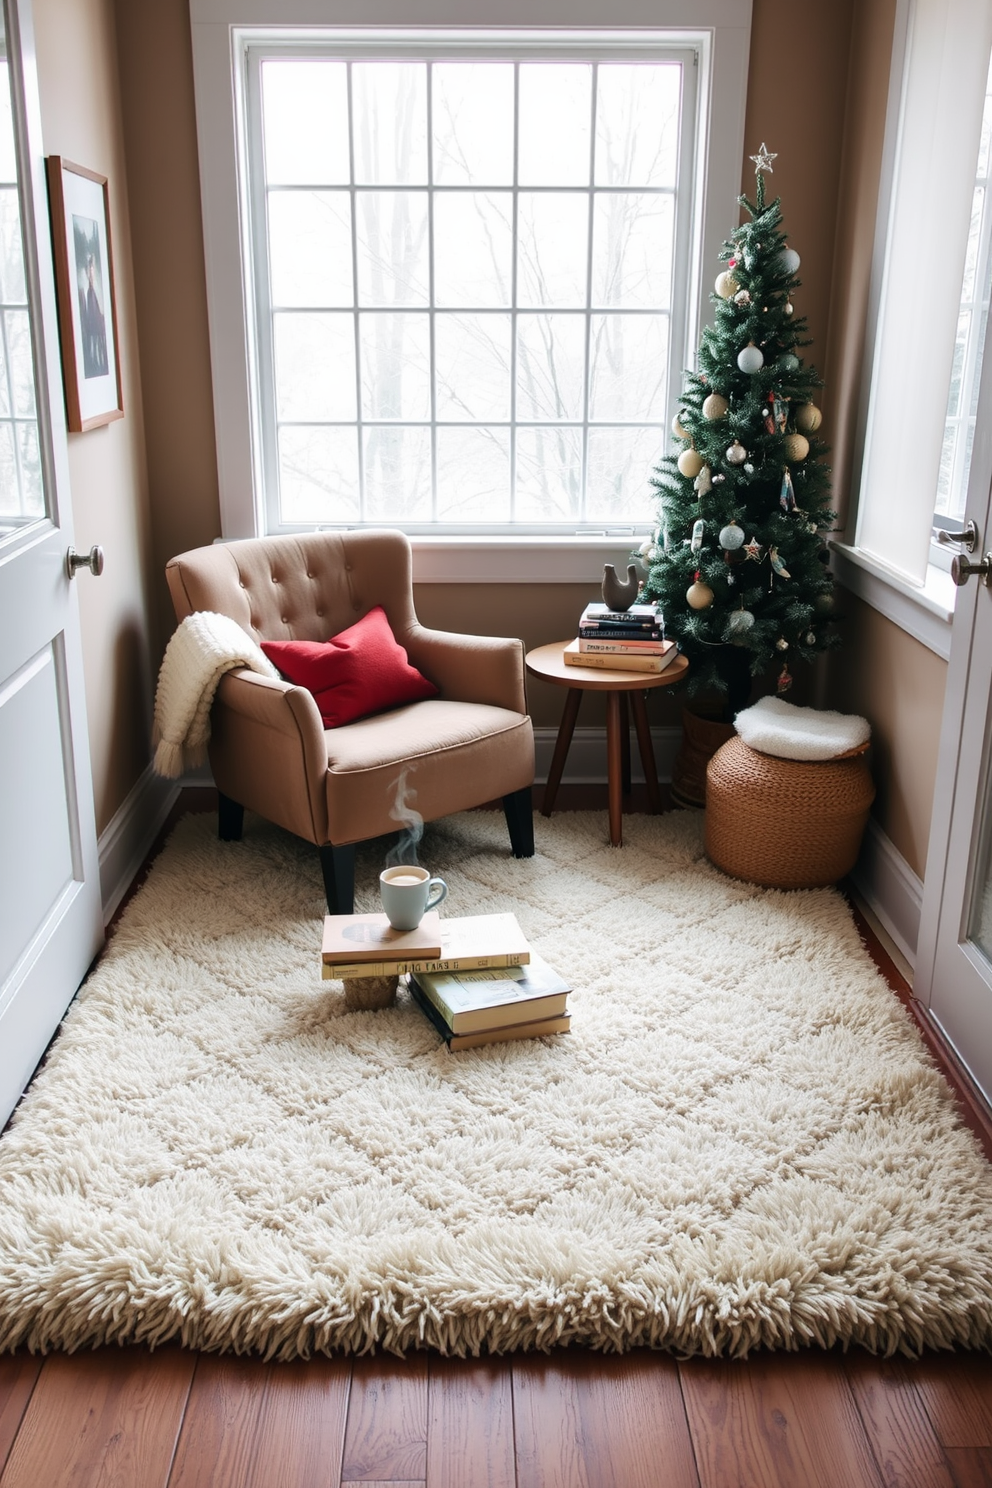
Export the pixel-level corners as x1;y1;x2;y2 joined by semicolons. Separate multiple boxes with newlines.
261;607;437;727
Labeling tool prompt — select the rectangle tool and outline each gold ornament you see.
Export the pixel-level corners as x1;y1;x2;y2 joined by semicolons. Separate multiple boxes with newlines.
702;393;729;420
795;403;822;434
715;270;739;299
783;433;810;463
686;580;715;610
672;411;689;439
677;448;705;479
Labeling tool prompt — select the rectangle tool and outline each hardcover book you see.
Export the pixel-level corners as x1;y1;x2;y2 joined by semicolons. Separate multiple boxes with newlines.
409;951;570;1033
564;640;678;674
321;911;531;980
321;911;443;966
582;602;662;624
578;636;676;656
408;978;571;1050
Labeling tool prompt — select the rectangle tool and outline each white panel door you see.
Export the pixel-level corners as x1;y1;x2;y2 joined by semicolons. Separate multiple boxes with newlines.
0;0;102;1125
915;290;992;1108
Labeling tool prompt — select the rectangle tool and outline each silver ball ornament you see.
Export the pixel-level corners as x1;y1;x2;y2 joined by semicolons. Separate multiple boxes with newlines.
726;440;747;465
776;247;801;275
814;592;835;614
805;631;817;645
784;302;794;316
725;609;755;637
778;353;799;373
719;522;745;550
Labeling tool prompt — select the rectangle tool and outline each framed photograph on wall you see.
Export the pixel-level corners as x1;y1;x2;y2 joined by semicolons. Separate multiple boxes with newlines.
45;157;123;432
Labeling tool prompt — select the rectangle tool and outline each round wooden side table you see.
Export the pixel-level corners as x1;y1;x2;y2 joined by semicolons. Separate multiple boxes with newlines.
525;641;689;847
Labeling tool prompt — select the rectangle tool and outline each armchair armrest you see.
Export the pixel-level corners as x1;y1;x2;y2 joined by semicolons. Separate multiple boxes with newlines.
404;628;527;713
210;669;331;844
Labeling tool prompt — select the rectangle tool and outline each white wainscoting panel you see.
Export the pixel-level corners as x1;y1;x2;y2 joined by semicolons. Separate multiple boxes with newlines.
533;725;682;785
849;816;924;972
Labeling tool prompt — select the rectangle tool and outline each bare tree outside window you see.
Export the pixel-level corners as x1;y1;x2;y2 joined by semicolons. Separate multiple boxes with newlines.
254;49;689;531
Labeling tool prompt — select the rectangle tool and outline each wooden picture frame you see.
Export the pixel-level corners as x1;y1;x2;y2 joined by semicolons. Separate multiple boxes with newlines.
45;157;123;432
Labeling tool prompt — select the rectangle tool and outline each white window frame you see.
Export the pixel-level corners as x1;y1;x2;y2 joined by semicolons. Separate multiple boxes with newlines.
189;0;752;581
246;38;699;539
838;0;992;659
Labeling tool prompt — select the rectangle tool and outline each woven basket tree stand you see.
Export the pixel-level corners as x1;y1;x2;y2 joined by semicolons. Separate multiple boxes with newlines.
704;735;875;889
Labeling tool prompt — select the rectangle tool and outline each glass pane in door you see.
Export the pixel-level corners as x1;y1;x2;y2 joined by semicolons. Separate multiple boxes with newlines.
0;25;44;540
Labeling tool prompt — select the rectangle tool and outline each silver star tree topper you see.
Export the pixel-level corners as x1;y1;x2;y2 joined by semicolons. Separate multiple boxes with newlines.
750;142;777;174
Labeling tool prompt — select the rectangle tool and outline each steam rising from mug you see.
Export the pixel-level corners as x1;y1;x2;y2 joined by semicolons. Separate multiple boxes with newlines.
385;766;423;869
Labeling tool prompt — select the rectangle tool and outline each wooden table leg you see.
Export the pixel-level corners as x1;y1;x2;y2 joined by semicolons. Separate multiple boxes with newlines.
630;688;661;814
606;690;623;846
620;692;631;795
543;687;582;817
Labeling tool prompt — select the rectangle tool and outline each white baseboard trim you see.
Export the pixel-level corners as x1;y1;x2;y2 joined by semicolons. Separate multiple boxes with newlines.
98;765;180;925
533;725;682;785
849;816;924;971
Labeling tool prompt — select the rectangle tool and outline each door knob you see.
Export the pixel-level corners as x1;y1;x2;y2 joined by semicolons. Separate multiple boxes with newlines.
950;551;992;587
66;544;105;578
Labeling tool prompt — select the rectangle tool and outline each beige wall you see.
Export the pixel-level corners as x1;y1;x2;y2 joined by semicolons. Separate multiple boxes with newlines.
813;0;949;869
823;599;946;880
34;0;156;835
43;0;948;876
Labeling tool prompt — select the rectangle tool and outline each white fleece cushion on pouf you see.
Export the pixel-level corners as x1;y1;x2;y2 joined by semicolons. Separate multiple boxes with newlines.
735;695;870;761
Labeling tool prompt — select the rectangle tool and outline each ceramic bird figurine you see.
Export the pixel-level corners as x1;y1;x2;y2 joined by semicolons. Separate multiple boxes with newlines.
601;563;640;612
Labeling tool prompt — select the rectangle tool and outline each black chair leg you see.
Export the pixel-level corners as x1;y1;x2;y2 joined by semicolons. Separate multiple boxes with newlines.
218;792;244;841
502;785;535;858
319;843;356;915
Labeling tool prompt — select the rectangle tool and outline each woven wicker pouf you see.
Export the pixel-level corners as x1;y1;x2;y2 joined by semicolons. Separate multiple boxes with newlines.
705;735;875;889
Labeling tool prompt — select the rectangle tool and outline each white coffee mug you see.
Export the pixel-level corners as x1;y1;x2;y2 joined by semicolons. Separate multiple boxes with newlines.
379;865;448;931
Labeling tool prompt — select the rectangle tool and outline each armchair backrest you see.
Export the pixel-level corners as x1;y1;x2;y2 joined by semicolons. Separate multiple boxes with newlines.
165;529;419;645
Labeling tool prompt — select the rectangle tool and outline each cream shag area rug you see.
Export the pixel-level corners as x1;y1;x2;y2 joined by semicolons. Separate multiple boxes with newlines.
2;810;992;1361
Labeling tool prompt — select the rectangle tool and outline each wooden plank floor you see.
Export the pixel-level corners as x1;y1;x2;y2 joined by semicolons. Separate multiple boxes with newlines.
0;794;990;1487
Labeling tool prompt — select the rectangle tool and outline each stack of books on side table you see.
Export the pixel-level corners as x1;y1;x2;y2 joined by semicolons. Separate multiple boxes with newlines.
321;911;571;1049
565;601;679;675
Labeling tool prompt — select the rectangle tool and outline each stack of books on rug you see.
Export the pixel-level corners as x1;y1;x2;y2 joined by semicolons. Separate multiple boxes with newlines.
321;911;571;1050
565;601;678;674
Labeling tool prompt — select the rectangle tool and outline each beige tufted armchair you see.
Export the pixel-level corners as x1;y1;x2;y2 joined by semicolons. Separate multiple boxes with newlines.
165;529;535;913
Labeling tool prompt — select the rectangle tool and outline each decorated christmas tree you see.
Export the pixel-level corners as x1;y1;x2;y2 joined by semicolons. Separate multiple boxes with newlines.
640;145;838;716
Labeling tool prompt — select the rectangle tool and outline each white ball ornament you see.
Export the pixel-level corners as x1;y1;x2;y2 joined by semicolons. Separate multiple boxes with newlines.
686;580;715;610
737;342;764;374
715;271;739;299
726;440;747;465
783;433;810;463
776;247;801;275
677;448;705;478
784;302;794;316
672;411;689;439
702;393;729;420
795;403;822;434
719;522;745;550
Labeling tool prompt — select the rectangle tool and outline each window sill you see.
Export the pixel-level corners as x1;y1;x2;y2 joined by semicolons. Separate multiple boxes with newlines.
410;534;647;584
829;542;954;660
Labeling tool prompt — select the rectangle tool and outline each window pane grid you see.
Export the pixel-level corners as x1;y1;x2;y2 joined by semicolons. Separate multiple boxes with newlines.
257;49;686;530
936;54;992;526
0;53;41;532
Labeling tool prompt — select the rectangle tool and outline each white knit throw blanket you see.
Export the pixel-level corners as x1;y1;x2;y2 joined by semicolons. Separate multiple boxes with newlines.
735;695;871;762
152;612;279;779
